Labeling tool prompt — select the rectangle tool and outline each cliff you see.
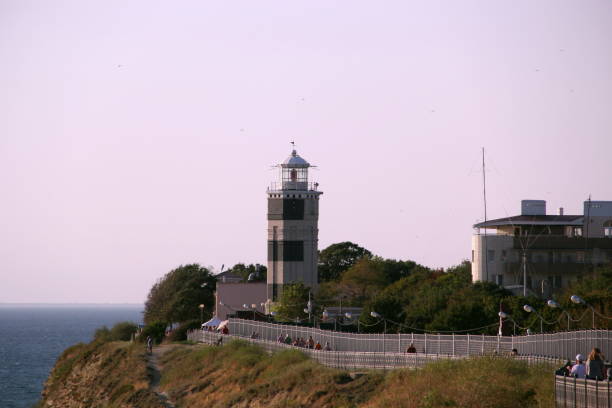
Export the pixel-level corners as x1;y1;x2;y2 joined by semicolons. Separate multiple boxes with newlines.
38;340;166;408
39;339;555;408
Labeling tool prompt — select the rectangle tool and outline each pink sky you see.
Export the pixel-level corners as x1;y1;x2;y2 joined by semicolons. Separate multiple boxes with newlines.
1;1;611;303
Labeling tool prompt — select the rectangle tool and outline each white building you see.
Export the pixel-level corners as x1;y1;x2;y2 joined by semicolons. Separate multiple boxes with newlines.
472;199;612;297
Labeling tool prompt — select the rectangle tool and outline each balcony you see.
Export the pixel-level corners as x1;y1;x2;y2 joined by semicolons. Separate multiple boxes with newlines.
512;236;612;250
268;181;320;192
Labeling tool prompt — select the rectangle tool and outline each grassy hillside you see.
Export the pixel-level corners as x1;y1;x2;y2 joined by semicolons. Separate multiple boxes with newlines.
158;340;555;408
38;340;165;408
38;338;555;408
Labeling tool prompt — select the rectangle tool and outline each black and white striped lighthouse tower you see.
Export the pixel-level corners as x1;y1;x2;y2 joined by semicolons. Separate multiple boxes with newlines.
266;145;322;301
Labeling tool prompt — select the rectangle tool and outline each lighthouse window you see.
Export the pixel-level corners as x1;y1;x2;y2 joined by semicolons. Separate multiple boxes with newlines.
282;241;304;262
283;199;304;220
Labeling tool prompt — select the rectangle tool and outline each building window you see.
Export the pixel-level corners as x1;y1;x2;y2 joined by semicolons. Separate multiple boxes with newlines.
487;250;495;262
604;227;612;237
495;274;504;286
501;250;507;261
573;227;582;237
471;250;474;262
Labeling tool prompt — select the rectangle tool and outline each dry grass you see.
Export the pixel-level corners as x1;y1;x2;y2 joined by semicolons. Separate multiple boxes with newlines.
158;341;555;408
158;340;384;408
364;356;554;408
40;340;164;408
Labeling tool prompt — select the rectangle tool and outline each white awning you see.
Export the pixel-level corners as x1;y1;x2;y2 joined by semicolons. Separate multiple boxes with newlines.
202;316;222;327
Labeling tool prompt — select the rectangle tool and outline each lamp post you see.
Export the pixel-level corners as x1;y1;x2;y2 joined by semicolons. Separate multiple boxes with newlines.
323;310;336;331
306;292;313;325
571;295;595;329
498;311;516;336
547;299;570;331
345;312;359;333
199;304;205;326
523;304;543;333
370;311;386;355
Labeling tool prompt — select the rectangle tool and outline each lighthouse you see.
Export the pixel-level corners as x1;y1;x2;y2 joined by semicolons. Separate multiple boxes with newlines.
267;146;322;301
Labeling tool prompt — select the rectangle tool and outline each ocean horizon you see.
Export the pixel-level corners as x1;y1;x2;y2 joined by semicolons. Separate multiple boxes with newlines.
0;304;143;408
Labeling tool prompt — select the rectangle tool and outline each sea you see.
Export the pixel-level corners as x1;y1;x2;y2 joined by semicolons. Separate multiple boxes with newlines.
0;304;143;408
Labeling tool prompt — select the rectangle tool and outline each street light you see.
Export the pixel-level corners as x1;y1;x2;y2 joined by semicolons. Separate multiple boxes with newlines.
370;311;387;354
322;310;336;331
547;299;570;331
370;311;387;333
498;311;516;335
199;304;205;326
345;312;360;333
571;295;596;329
523;304;543;333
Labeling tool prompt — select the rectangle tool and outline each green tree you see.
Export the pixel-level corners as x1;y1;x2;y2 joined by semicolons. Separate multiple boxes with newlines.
337;257;389;305
139;321;167;344
274;283;310;322
93;321;138;342
109;321;139;341
318;242;372;282
227;263;267;282
557;263;612;330
144;264;216;324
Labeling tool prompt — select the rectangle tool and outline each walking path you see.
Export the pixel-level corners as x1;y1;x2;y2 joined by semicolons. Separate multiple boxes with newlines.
146;344;178;408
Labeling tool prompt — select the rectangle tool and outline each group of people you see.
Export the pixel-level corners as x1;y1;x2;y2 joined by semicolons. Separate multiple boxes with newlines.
276;333;332;351
203;325;229;334
556;348;610;381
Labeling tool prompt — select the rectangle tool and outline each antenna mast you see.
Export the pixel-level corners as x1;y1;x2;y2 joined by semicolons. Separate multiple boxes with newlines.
584;194;591;273
482;148;489;282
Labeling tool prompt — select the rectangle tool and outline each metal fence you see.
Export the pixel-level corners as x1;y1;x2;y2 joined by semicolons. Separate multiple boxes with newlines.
555;375;612;408
188;330;561;370
222;319;611;361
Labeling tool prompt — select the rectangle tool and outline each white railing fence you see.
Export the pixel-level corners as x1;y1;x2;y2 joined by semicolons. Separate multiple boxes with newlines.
188;330;562;370
554;375;611;408
220;319;611;361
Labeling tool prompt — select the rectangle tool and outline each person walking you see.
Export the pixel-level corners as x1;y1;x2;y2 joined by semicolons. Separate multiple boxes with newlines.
146;336;153;354
586;348;605;380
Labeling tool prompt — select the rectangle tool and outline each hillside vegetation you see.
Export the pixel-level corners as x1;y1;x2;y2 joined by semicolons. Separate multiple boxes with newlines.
38;340;165;408
157;340;555;408
39;337;555;408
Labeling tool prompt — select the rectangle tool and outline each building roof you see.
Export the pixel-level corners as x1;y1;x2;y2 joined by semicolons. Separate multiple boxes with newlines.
281;150;310;168
215;270;242;283
474;214;583;228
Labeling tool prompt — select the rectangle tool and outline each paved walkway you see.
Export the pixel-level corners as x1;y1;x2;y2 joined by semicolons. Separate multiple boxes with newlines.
146;344;178;408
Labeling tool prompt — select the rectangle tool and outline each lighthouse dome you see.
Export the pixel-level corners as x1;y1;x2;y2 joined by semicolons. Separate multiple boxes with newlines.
281;150;310;168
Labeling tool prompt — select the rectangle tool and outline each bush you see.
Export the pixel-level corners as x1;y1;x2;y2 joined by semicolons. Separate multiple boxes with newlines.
109;321;138;341
139;321;167;344
167;320;200;342
93;322;138;343
94;326;111;342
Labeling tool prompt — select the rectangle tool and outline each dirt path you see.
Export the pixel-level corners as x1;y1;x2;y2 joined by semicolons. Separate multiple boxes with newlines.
146;344;178;408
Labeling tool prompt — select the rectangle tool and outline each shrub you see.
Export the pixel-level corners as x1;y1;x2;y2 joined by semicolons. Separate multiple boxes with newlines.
93;326;111;342
167;320;200;342
93;322;138;343
139;321;167;344
109;321;139;341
